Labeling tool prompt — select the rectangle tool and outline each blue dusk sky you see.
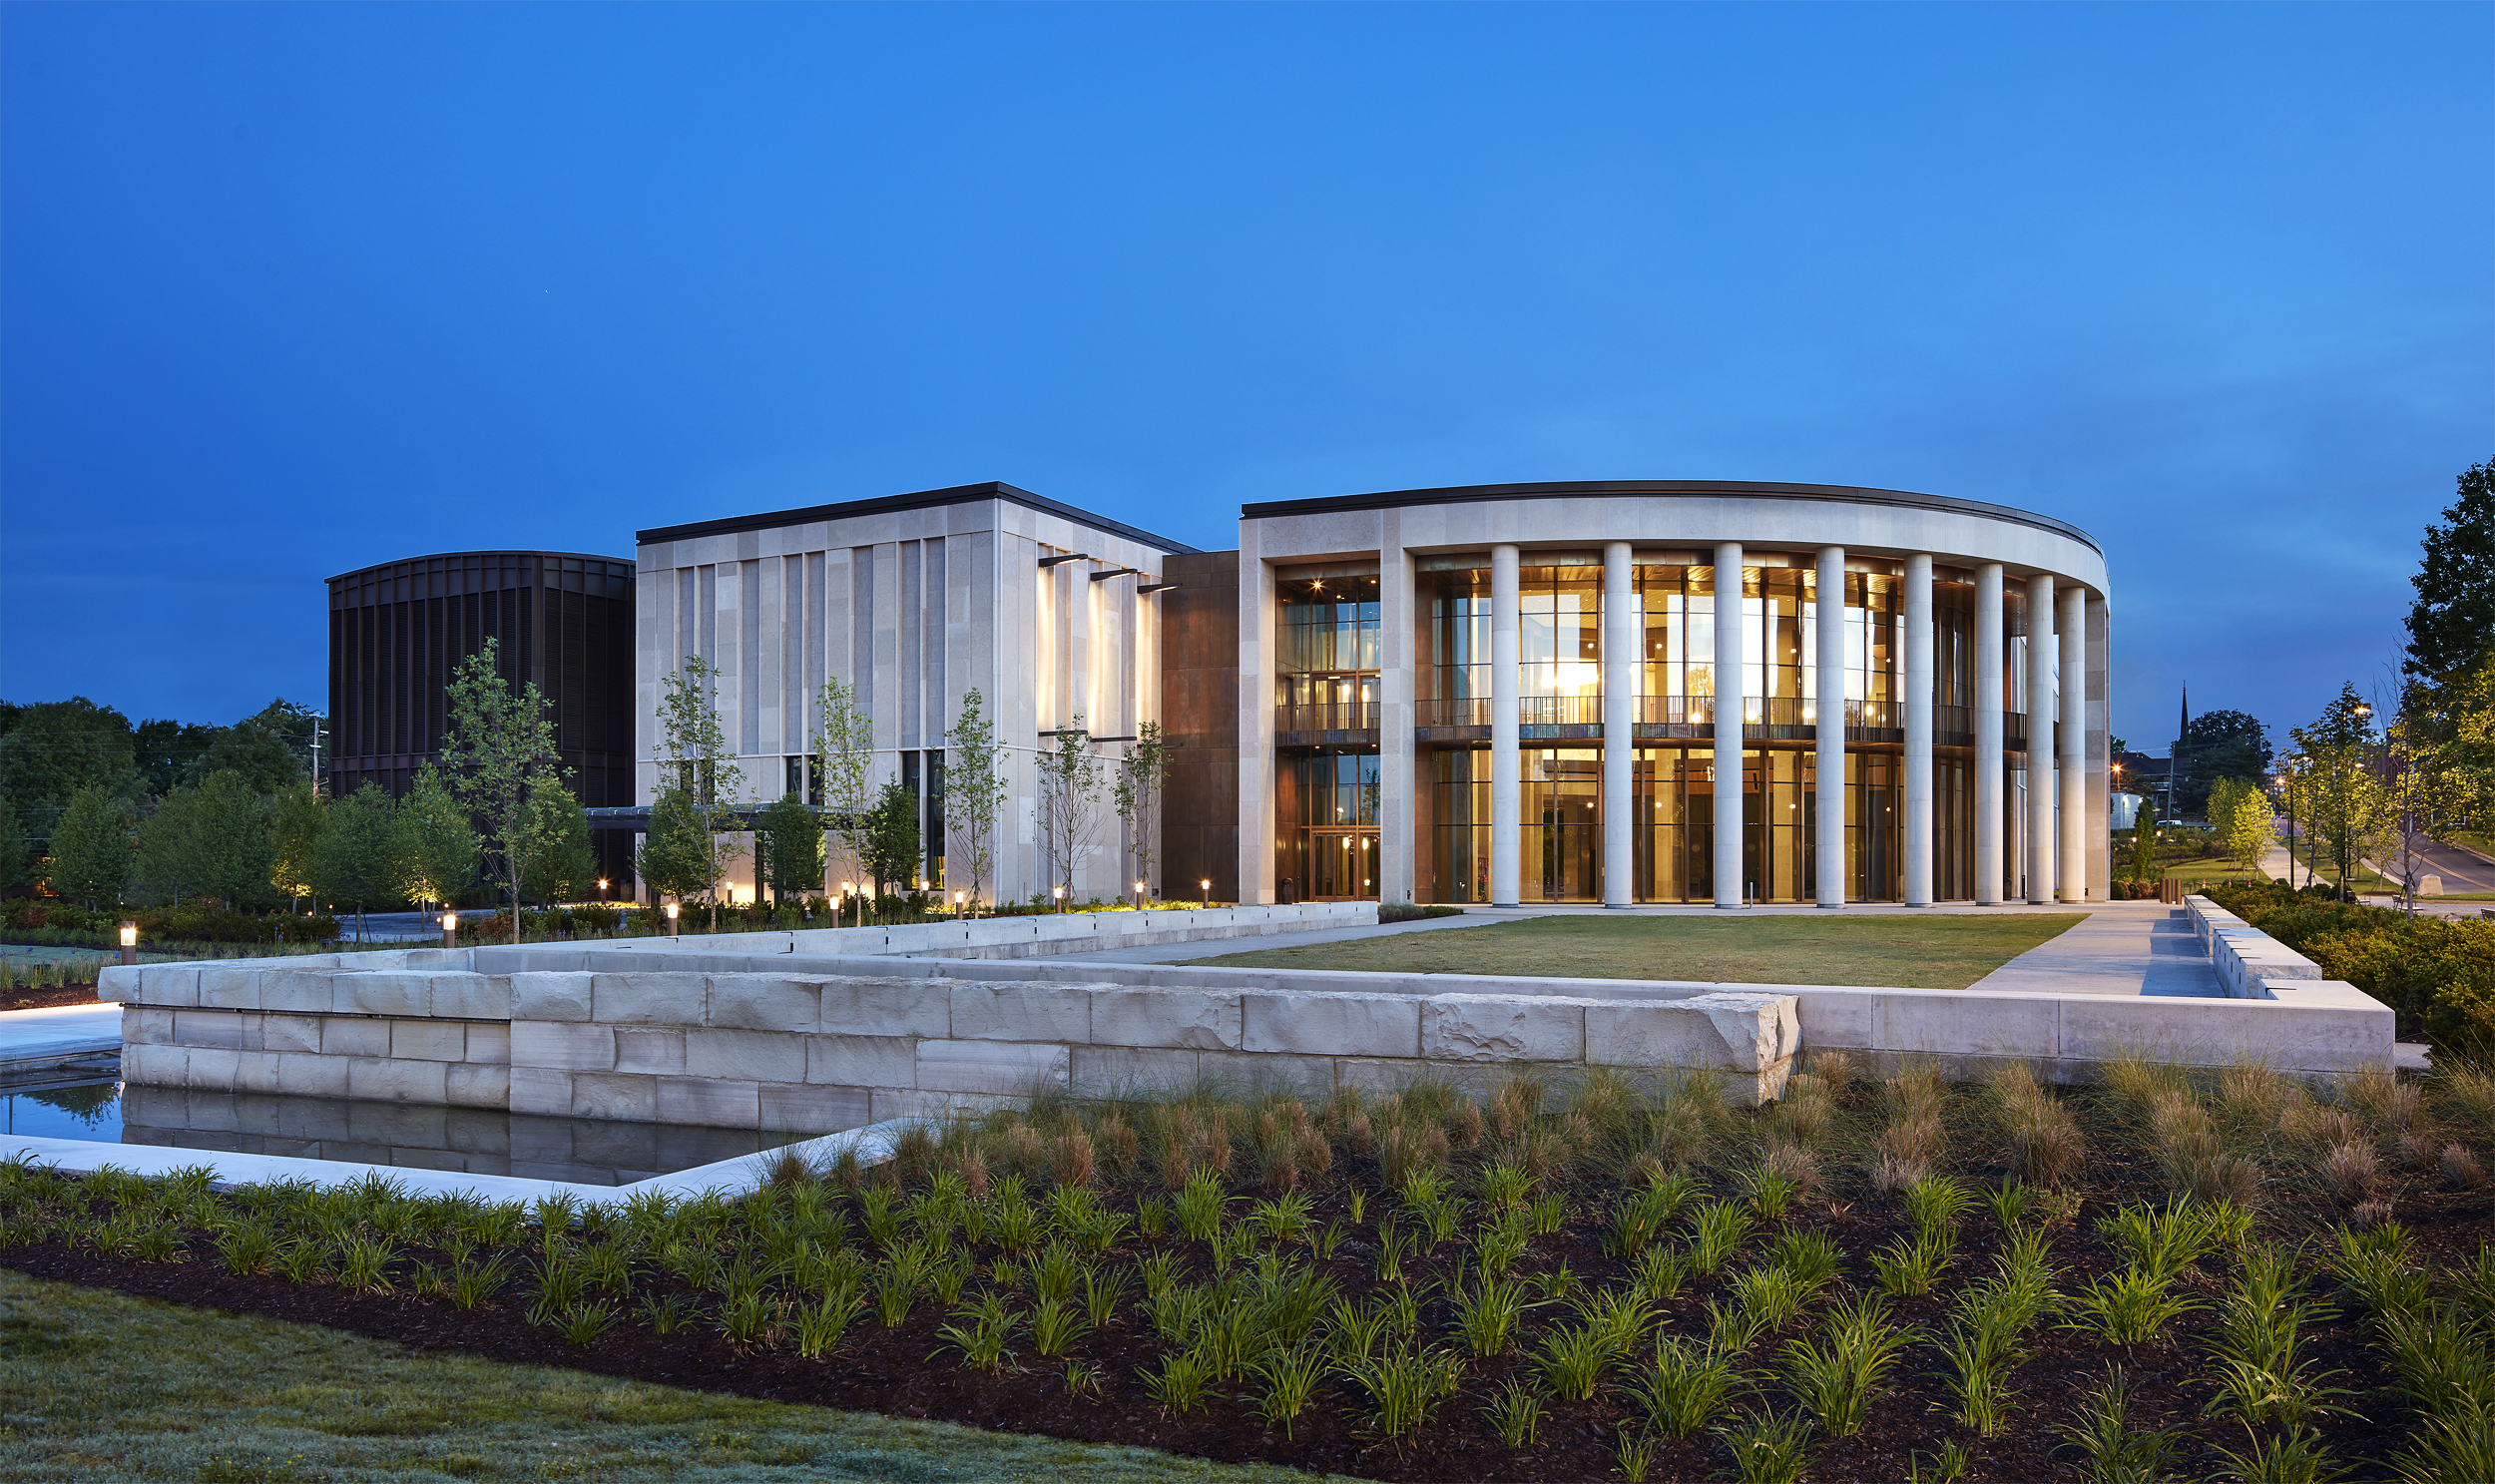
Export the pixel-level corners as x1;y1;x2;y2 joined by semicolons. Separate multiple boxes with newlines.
2;3;2488;754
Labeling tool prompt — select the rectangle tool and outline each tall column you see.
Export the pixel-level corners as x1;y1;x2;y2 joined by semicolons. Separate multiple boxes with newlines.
1974;564;2005;905
2059;583;2088;902
1814;546;1846;907
1490;544;1521;906
2086;593;2112;899
2025;573;2057;904
1903;554;1935;906
1602;541;1635;907
1715;542;1746;908
1378;528;1417;905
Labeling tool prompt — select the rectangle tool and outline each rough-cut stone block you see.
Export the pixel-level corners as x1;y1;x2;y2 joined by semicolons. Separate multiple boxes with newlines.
140;964;201;1008
178;1045;237;1088
255;972;335;1014
758;1084;871;1134
348;1056;446;1104
593;973;709;1026
870;1087;1023;1122
611;1027;686;1076
119;1042;183;1086
1071;1045;1202;1097
463;1023;510;1065
571;1073;658;1122
816;976;952;1039
510;1021;617;1072
805;1034;917;1088
390;1020;467;1063
195;968;261;1010
232;1050;283;1095
276;1050;349;1098
1244;991;1419;1059
507;1065;573;1117
433;974;512;1020
1331;1057;1434;1095
319;1016;389;1058
123;1006;176;1047
684;1028;805;1084
446;1062;509;1109
1587;993;1801;1073
657;1076;759;1128
1421;995;1586;1062
949;982;1094;1043
1089;988;1242;1050
259;1014;321;1055
340;972;434;1018
510;972;594;1022
173;1010;248;1051
916;1040;1071;1095
96;964;145;1004
707;976;819;1033
1198;1050;1338;1091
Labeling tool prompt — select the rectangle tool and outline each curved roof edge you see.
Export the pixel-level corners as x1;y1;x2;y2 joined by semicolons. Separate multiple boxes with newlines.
1240;480;2100;556
635;480;1202;556
326;551;636;586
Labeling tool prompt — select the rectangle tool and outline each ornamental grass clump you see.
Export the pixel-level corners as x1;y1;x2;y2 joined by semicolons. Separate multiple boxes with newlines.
1778;1291;1916;1436
1986;1062;2086;1187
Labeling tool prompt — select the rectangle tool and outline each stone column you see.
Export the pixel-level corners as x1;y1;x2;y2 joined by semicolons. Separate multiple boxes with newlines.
2087;592;2112;900
1904;553;1935;907
1814;546;1846;907
1491;544;1521;906
1603;541;1635;907
1974;564;2004;905
2059;582;2088;902
2025;573;2057;904
1237;530;1276;904
1379;527;1417;905
1715;542;1746;908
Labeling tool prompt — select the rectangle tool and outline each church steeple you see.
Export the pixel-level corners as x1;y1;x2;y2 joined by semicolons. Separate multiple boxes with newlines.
2178;685;2191;751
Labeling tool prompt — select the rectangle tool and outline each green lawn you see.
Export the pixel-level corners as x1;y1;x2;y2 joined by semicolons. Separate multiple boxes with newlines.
0;1268;1332;1484
1185;912;2086;989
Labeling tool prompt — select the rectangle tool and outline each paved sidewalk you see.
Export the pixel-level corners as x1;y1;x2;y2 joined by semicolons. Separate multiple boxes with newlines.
0;1003;122;1077
1966;902;2222;998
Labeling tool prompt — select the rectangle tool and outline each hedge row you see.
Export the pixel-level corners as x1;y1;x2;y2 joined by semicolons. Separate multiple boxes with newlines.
1;898;338;945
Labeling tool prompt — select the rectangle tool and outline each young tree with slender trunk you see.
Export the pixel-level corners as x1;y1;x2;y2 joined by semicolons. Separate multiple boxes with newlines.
267;780;324;914
944;687;1004;916
754;790;822;907
309;782;398;942
652;655;746;932
812;677;874;920
392;762;477;911
2292;684;2394;902
521;784;598;904
1114;721;1170;903
2207;776;2277;874
441;638;569;944
46;785;132;908
862;779;922;903
1036;717;1103;909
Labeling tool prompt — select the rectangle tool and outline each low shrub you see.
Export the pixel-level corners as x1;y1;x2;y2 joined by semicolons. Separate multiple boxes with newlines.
1379;903;1464;923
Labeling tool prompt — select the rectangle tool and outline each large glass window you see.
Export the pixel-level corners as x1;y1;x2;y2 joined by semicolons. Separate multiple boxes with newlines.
1522;747;1601;900
1431;748;1491;902
1279;749;1378;901
1636;566;1716;721
1277;574;1379;723
1519;567;1602;726
1424;569;1492;726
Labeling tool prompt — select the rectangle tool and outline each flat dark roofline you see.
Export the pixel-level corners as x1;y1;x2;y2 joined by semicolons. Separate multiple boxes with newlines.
327;550;636;585
1241;480;2100;555
636;480;1201;555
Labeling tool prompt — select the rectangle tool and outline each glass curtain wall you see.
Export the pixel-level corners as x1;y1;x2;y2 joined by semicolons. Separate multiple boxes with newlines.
1523;747;1601;900
1276;572;1380;900
1276;575;1380;720
1431;749;1490;903
1637;566;1716;721
1520;566;1602;726
1280;750;1378;900
1425;569;1492;726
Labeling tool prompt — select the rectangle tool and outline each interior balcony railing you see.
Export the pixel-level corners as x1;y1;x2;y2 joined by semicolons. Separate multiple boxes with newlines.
1418;697;1491;729
1274;702;1380;745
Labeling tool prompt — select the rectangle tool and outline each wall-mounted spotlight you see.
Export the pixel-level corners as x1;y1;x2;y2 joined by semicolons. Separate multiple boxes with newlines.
1038;552;1090;568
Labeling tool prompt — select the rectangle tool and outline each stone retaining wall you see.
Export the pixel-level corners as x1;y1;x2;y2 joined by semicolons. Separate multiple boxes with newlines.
2184;894;2325;998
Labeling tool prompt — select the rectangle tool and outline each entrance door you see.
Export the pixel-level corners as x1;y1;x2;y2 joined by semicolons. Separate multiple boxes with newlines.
1304;830;1379;899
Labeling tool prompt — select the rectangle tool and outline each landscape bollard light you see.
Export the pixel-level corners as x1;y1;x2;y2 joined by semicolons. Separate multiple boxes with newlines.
439;912;457;950
597;878;609;902
118;922;138;968
665;902;680;939
1053;884;1066;913
954;889;966;919
1202;878;1213;909
1135;879;1146;908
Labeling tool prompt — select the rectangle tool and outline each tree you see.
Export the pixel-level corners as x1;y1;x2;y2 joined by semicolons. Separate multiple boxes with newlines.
945;687;1005;916
393;763;477;910
0;698;139;852
309;783;399;940
635;786;715;912
754;791;822;906
812;677;874;912
1114;721;1170;902
134;719;221;796
202;701;318;795
441;638;569;944
2405;460;2495;684
521;784;597;903
0;796;28;893
861;779;922;901
2292;684;2394;901
2207;775;2277;874
191;770;277;909
1036;717;1103;907
130;789;201;906
46;786;132;907
2174;709;2272;813
267;780;325;912
653;656;746;930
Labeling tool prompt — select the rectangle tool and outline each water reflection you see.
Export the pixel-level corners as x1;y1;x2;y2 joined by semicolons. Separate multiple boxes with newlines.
2;1082;832;1187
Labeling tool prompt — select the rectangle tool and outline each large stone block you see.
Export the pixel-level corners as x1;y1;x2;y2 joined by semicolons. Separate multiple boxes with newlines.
1199;1050;1338;1092
255;972;335;1015
592;973;710;1026
1878;992;2054;1061
338;972;435;1018
318;1016;389;1058
134;964;201;1008
657;1076;759;1129
758;1084;872;1135
1089;987;1243;1050
123;1006;175;1047
611;1027;686;1076
816;976;952;1039
445;1062;510;1109
119;1042;185;1087
510;1021;617;1072
1420;995;1586;1062
1584;992;1800;1073
949;982;1093;1043
463;1022;510;1065
347;1057;447;1104
870;1087;1024;1122
1071;1045;1202;1098
260;1014;322;1056
390;1020;467;1063
434;974;513;1020
196;967;261;1010
510;972;594;1022
572;1072;660;1122
916;1039;1071;1096
173;1010;248;1051
805;1034;917;1088
232;1050;283;1095
684;1028;805;1084
96;964;146;1004
707;976;820;1033
507;1065;574;1118
276;1050;350;1099
1243;991;1420;1059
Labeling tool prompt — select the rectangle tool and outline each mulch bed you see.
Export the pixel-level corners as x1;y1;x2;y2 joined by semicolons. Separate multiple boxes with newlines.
6;1183;2475;1483
4;984;103;1013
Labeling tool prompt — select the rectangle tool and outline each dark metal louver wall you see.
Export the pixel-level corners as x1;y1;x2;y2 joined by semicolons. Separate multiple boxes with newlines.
326;552;635;810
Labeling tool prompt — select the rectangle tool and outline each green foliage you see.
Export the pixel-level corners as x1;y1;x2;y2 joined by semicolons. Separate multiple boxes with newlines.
0;697;138;849
1036;717;1103;903
2177;709;2275;812
392;763;476;909
943;686;1004;912
2051;1366;2178;1484
133;770;275;909
2206;879;2495;1055
307;783;400;927
2209;775;2278;872
520;784;596;903
636;786;715;907
1113;721;1169;897
45;785;132;906
444;637;572;939
2403;458;2495;684
201;701;318;795
265;780;323;909
134;717;221;796
0;795;27;891
1776;1292;1915;1436
1715;1409;1814;1484
755;790;822;903
813;676;874;902
862;778;923;896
